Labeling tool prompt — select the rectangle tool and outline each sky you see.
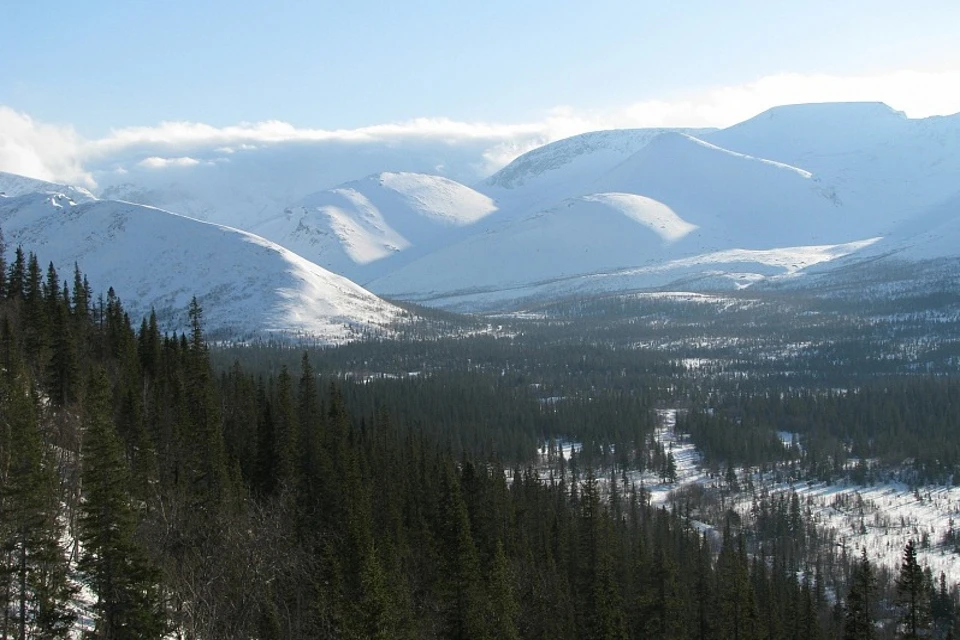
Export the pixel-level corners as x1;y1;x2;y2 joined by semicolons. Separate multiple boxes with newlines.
2;0;960;186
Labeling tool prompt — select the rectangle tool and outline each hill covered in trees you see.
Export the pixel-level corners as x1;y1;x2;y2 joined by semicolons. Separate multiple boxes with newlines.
2;235;960;638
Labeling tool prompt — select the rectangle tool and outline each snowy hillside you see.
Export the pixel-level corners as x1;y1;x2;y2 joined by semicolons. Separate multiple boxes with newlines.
0;190;406;341
771;191;960;300
368;192;706;303
371;236;877;311
480;127;709;210
251;172;498;281
0;171;96;202
367;132;865;309
708;102;960;228
863;191;960;262
25;102;958;313
94;138;504;230
597;132;848;246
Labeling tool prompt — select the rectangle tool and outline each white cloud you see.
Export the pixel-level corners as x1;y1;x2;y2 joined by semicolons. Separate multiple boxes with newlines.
84;117;543;159
0;106;92;186
1;68;959;186
137;156;202;169
592;69;960;130
77;68;960;173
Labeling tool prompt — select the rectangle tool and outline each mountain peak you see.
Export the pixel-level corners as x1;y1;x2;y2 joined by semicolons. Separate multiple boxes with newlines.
746;101;905;124
0;171;96;203
483;128;712;191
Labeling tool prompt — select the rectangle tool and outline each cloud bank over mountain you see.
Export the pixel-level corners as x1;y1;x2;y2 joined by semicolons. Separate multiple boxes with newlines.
2;69;959;189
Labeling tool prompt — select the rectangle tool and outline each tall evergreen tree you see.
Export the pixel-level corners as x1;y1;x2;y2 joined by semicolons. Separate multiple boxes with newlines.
0;224;7;298
0;373;76;639
78;371;166;639
845;548;874;640
6;246;25;300
487;540;520;640
438;465;491;640
273;366;299;492
716;525;759;640
896;539;932;639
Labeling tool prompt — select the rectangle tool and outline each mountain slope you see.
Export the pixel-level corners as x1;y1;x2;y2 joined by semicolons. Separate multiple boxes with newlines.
761;191;960;305
479;128;710;210
0;171;96;202
93;137;504;230
252;172;498;281
597;132;847;246
707;102;960;227
0;189;406;341
368;192;705;300
368;132;859;308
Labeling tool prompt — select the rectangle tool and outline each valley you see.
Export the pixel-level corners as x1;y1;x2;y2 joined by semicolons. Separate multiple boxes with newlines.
4;100;960;638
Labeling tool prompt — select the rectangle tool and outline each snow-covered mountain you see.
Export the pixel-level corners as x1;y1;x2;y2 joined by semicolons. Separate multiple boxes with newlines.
12;101;959;316
367;104;960;309
0;171;97;203
93;137;505;230
707;102;960;228
366;130;861;309
777;191;960;298
479;127;710;210
369;193;700;301
251;172;498;282
596;132;847;247
0;175;407;341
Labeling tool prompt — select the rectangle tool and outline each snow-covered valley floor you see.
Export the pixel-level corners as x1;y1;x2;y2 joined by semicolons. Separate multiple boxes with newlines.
542;408;960;584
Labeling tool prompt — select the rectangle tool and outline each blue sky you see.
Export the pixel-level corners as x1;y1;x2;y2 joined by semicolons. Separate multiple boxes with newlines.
3;0;960;136
2;0;960;186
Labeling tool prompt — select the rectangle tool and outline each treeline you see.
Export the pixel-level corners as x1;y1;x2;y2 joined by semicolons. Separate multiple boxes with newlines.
679;379;960;483
0;241;844;638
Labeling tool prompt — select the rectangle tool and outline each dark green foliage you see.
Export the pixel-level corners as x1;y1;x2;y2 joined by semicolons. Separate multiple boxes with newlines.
681;380;960;483
0;370;76;638
844;549;874;640
2;248;949;639
0;225;6;298
6;245;25;300
78;371;165;639
897;539;932;639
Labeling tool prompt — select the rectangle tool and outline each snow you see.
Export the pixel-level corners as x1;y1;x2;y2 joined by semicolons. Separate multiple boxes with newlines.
708;102;960;233
93;137;501;230
481;127;711;211
378;172;497;225
596;131;846;246
0;190;406;342
10;100;960;314
580;193;697;243
367;127;867;308
623;409;960;584
367;193;697;299
250;172;497;282
749;480;960;584
369;211;879;311
0;171;96;202
643;409;710;507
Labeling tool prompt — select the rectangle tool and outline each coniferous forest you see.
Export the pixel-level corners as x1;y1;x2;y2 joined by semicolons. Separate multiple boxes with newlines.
4;241;960;638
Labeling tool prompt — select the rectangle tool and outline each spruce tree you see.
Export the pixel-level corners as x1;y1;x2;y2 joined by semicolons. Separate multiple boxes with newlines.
716;525;759;640
896;539;932;639
844;548;874;640
0;224;6;298
78;371;165;639
7;246;25;300
487;540;520;640
273;366;299;492
0;373;76;638
438;465;491;640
